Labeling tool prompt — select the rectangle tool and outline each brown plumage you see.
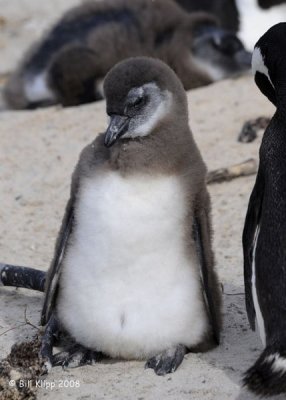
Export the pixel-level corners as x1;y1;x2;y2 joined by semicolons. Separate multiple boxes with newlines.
174;0;240;32
4;0;250;109
40;57;221;375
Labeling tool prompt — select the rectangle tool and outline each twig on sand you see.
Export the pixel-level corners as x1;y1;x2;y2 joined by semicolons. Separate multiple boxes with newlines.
207;158;257;185
23;306;40;331
0;305;40;337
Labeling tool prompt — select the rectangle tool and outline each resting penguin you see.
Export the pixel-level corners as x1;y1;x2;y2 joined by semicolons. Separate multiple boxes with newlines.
242;23;286;396
28;57;221;375
3;0;250;109
175;0;286;51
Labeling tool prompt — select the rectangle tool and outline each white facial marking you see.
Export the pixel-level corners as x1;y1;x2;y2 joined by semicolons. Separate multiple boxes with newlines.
252;47;274;88
124;83;172;139
235;0;286;50
251;225;266;346
267;353;286;373
57;172;208;359
25;72;55;103
137;87;144;97
133;92;172;136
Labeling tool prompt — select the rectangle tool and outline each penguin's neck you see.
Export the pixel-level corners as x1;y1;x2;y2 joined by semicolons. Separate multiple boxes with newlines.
108;125;192;176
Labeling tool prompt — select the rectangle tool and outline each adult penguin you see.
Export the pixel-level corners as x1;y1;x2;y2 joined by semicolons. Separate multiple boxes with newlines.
243;23;286;396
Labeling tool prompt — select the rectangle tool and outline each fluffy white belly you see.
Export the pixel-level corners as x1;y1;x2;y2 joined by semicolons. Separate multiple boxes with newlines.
57;171;207;359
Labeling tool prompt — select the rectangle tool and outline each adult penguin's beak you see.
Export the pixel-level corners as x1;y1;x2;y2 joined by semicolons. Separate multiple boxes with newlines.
104;115;130;147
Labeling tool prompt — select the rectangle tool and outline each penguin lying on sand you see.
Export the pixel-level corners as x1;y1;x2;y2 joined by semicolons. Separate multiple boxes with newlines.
243;23;286;396
2;57;221;375
176;0;286;51
4;0;250;109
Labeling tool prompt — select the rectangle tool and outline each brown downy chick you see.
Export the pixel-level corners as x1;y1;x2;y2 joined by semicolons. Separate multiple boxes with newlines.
4;0;250;109
39;57;221;376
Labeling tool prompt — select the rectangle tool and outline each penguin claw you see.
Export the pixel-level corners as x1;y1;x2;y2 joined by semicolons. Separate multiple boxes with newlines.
53;345;103;369
145;345;186;376
43;359;52;373
39;314;59;374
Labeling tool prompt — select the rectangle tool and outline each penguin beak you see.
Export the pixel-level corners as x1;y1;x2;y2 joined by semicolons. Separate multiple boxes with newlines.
104;115;130;147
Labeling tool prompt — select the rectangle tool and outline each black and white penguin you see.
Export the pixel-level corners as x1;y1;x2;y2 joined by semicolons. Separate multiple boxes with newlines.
30;57;221;375
175;0;286;51
243;23;286;396
3;0;250;109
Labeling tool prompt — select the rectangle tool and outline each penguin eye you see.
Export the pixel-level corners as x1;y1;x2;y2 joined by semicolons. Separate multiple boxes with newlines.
125;96;146;115
132;96;145;108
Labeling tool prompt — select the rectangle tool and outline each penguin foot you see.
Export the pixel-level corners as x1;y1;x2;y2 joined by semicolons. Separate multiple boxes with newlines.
145;345;186;376
53;344;103;369
39;315;59;374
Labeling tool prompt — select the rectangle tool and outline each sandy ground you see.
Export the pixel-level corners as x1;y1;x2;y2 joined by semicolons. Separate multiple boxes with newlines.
0;2;284;400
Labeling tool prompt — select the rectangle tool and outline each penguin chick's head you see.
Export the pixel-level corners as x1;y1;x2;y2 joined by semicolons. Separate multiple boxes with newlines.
252;22;286;107
103;57;187;147
191;16;251;81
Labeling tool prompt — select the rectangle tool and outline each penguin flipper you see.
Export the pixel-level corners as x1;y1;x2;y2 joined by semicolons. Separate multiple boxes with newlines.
41;195;75;326
193;199;221;345
242;168;264;330
41;136;107;326
48;44;101;107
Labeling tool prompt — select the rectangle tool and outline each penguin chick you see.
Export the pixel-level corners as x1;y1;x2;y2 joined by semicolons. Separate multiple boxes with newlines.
3;0;250;109
39;57;221;376
243;23;286;396
176;0;286;51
